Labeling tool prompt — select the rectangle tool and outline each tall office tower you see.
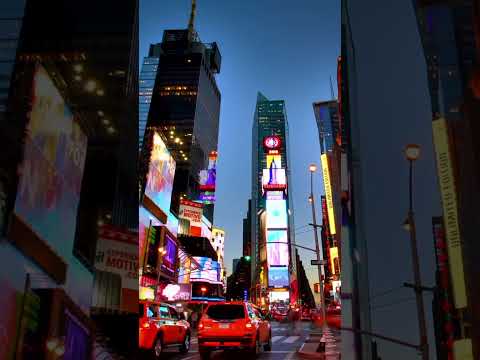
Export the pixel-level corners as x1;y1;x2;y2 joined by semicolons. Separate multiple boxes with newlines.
144;4;221;223
414;1;479;358
251;92;297;307
139;56;159;151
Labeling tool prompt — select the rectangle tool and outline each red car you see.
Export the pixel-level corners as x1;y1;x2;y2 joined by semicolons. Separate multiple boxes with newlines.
139;301;191;358
197;301;272;359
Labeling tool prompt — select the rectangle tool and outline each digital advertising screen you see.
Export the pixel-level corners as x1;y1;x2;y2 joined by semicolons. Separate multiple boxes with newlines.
266;155;282;169
262;168;287;192
190;257;220;283
139;207;161;267
266;200;288;229
162;235;177;274
145;132;176;217
266;191;284;201
13;65;87;259
268;266;289;288
267;230;289;266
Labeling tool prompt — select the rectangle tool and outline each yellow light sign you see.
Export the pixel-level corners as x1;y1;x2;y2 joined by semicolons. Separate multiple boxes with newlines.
266;155;282;169
432;118;467;309
453;339;474;360
330;247;339;275
321;154;336;235
139;286;155;300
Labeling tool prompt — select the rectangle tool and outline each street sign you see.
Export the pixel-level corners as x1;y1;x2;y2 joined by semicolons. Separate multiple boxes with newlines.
311;259;327;266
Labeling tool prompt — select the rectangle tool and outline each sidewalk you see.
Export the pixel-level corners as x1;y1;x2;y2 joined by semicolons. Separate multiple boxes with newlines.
297;327;341;360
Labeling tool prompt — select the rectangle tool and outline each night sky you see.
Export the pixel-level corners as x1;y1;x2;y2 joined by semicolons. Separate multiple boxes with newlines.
140;0;340;288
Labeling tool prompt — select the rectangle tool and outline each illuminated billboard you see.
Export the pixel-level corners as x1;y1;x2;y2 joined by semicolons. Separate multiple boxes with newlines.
178;199;203;236
266;200;288;228
266;191;284;201
320;154;336;235
161;234;177;275
263;135;282;151
13;65;87;260
267;230;289;266
330;247;339;275
190;257;221;284
266;155;282;169
262;168;287;192
268;266;289;288
161;284;192;301
145;131;176;217
432;118;467;309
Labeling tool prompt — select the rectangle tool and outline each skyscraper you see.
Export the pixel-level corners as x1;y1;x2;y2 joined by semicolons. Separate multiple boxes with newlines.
144;11;221;222
251;92;297;307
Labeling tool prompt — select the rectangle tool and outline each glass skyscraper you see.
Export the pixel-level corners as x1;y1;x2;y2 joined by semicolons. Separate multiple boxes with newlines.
139;56;159;150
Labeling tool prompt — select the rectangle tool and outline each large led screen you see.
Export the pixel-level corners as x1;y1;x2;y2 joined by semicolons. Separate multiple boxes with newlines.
266;200;288;229
190;257;220;283
268;266;289;288
139;207;161;267
262;168;287;189
14;65;87;259
162;235;177;274
145;132;176;216
266;155;282;169
267;230;289;266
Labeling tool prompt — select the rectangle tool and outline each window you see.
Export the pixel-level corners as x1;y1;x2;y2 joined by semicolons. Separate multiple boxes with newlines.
147;305;159;318
159;306;170;319
206;304;245;320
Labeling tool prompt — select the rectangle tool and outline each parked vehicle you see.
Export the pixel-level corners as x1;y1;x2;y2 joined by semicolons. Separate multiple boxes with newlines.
197;301;272;359
139;300;191;358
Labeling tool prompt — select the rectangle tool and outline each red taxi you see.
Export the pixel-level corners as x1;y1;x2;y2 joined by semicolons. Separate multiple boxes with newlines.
197;302;272;359
139;301;191;358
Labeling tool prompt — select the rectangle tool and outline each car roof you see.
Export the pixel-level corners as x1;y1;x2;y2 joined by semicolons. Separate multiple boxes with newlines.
139;300;174;308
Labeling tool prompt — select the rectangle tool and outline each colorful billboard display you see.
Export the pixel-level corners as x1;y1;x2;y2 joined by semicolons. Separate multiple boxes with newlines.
178;199;203;237
266;200;288;228
321;154;336;235
267;230;289;266
262;168;287;192
161;284;192;301
190;257;221;284
13;65;87;260
266;191;284;201
268;266;289;288
145;131;176;217
263;135;282;151
266;155;282;169
161;234;177;275
198;151;217;203
432;118;467;309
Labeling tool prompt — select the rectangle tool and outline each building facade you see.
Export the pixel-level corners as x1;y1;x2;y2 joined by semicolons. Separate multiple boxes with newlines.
414;1;479;358
251;92;297;308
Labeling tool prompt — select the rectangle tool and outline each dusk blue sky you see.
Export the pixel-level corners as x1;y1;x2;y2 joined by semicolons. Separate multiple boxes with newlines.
140;0;341;286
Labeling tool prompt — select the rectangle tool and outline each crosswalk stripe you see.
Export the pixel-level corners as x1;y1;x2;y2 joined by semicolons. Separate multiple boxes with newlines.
283;336;300;344
272;336;284;343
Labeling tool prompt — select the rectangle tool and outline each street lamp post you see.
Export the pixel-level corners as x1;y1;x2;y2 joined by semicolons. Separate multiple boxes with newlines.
309;164;327;329
404;144;429;360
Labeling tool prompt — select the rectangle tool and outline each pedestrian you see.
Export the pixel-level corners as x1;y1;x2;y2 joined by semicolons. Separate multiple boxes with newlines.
191;311;198;330
287;307;296;335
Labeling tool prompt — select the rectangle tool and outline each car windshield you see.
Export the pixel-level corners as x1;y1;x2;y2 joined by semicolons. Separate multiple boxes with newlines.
207;304;245;320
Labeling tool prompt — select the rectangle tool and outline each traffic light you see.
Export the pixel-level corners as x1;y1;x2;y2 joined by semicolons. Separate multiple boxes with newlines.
244;256;251;261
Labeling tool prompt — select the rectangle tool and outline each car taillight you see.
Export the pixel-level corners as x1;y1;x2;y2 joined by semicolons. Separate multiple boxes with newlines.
142;322;150;329
198;322;204;329
245;322;253;329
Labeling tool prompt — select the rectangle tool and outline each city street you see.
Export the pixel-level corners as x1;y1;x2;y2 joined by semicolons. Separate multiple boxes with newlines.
155;321;316;360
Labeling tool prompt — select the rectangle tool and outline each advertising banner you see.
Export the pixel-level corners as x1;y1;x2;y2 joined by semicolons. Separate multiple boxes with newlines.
190;257;221;284
262;168;287;192
161;283;192;301
13;65;87;260
145;131;176;217
432;118;467;309
268;266;289;288
95;226;138;290
266;230;289;266
266;200;288;229
266;155;282;169
321;154;336;235
178;199;203;237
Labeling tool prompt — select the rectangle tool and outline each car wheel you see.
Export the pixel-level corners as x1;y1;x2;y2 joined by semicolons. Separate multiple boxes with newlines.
199;349;211;360
250;335;261;356
179;333;190;354
263;333;272;351
152;335;163;359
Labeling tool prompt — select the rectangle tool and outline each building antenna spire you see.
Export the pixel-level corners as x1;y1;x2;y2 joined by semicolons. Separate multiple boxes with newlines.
188;0;197;41
329;76;336;100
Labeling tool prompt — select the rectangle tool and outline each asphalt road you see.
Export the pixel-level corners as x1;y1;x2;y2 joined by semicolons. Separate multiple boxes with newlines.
153;321;315;360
